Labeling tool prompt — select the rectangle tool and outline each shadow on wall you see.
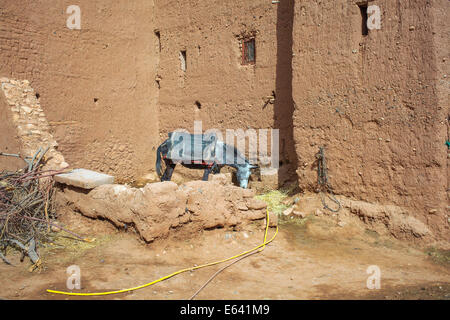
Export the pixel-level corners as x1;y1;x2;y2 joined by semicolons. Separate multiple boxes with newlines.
275;0;298;187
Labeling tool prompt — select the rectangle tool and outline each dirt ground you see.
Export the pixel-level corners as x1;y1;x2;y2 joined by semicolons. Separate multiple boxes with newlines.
0;202;449;300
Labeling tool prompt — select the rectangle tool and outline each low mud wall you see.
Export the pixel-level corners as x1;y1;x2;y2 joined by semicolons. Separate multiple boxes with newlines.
59;178;275;242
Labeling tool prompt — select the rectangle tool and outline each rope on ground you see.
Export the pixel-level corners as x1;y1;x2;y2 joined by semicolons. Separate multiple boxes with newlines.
189;251;259;300
47;209;278;297
189;209;271;300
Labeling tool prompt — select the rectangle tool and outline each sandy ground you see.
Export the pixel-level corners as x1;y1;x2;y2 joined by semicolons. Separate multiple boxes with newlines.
0;206;449;301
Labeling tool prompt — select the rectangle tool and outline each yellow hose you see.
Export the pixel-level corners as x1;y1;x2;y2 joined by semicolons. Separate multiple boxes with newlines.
47;209;277;297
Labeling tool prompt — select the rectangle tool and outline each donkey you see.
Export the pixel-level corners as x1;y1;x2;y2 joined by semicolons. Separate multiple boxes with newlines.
155;132;258;188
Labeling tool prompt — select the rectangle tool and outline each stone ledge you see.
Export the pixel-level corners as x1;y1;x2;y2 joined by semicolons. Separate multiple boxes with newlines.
54;168;114;189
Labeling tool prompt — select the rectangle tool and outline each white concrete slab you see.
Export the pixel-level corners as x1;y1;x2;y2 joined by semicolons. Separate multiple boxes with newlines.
54;168;114;189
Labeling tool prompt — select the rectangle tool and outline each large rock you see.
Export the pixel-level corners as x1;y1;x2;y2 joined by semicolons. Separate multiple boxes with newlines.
342;199;431;240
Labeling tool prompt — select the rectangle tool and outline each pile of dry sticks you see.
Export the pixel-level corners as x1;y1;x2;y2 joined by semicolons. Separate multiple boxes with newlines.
0;147;70;271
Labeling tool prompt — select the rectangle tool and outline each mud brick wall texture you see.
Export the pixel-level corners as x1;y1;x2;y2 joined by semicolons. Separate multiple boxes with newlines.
0;0;448;239
291;0;449;239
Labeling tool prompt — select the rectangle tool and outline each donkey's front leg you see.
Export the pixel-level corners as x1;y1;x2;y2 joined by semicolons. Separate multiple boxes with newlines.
211;163;221;174
202;167;212;181
161;161;176;182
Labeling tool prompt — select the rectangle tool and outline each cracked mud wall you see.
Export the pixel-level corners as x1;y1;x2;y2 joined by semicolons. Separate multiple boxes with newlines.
0;0;448;241
291;0;449;238
154;0;277;155
0;78;66;170
0;1;160;182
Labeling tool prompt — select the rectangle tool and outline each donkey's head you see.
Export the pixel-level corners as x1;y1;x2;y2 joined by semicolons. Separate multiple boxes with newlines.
236;163;258;189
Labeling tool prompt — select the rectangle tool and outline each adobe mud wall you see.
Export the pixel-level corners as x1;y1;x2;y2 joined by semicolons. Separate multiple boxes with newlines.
0;1;448;241
0;1;160;182
154;0;279;162
155;0;276;132
291;0;449;238
60;179;273;243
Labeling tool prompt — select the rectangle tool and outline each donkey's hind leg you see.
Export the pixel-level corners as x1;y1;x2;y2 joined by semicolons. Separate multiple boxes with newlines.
202;167;212;181
161;160;176;182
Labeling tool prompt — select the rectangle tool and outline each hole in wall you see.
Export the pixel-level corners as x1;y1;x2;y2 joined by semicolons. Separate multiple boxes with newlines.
194;101;202;109
94;98;99;103
154;30;161;52
358;3;369;36
35;93;40;99
180;50;187;72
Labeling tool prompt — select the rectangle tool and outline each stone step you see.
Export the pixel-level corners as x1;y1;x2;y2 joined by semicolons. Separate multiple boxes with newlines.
54;168;114;189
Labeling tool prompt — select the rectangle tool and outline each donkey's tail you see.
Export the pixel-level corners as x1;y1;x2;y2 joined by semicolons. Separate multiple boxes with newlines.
156;143;163;177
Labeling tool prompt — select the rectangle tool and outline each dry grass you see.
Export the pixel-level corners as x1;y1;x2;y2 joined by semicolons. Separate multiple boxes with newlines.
255;190;289;215
255;183;299;216
39;233;116;265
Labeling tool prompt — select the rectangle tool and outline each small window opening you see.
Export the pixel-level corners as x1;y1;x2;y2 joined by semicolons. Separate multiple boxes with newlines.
194;101;202;109
154;30;161;52
358;3;369;36
94;98;98;103
180;50;187;71
35;93;40;99
242;38;256;65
